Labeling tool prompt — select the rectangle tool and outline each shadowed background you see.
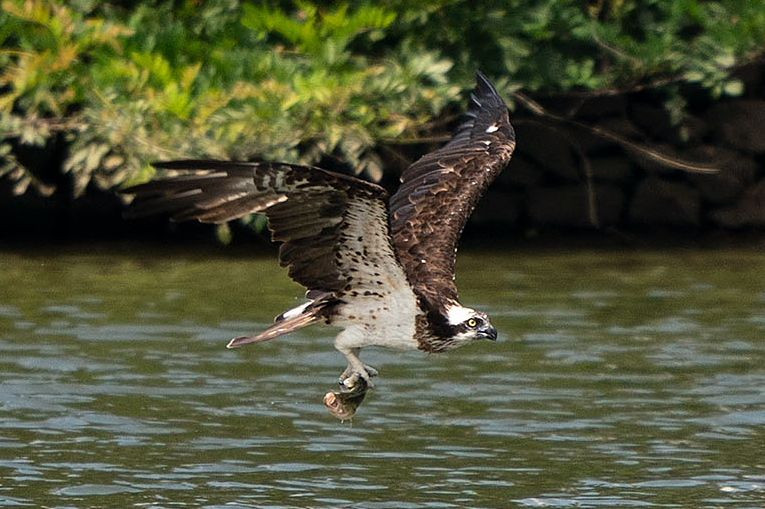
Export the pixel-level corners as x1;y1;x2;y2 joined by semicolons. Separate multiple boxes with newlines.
1;0;765;241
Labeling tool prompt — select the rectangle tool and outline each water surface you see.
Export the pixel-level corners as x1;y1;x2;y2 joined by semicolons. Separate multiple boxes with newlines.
1;245;764;507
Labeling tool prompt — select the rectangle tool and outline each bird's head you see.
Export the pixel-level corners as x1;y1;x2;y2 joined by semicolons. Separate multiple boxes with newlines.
444;304;498;345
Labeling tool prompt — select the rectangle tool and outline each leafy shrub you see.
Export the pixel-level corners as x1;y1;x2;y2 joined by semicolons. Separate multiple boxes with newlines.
1;0;764;197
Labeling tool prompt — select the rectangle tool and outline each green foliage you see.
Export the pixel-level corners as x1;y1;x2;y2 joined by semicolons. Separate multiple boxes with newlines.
388;0;765;93
1;0;764;197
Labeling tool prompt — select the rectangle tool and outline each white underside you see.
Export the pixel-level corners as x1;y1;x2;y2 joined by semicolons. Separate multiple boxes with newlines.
330;199;421;353
333;285;420;351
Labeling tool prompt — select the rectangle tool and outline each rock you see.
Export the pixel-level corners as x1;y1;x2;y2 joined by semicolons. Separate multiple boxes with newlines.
588;156;634;182
571;116;644;153
471;191;521;226
629;103;709;145
710;179;765;228
707;100;765;152
501;155;543;187
733;62;764;95
629;177;701;226
515;123;579;180
630;103;675;140
528;184;623;228
677;114;709;145
685;146;758;204
571;94;627;118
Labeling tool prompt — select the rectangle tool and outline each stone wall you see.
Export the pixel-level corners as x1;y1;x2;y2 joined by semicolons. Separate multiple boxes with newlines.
472;64;765;233
3;63;765;240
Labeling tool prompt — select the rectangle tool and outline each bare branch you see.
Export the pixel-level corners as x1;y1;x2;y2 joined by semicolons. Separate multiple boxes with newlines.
512;92;719;174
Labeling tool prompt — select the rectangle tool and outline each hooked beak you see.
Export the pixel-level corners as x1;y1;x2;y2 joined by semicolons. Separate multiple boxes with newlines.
479;324;498;341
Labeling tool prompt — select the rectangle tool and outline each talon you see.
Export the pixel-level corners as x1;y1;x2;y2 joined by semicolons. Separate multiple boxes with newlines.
341;364;378;380
339;368;375;390
342;373;360;389
338;349;377;391
358;370;375;388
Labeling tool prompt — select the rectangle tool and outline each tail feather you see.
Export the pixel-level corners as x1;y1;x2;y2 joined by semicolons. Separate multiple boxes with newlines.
226;312;320;348
226;294;333;348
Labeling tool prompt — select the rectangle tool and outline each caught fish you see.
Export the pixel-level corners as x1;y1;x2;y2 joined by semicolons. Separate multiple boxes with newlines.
323;378;369;420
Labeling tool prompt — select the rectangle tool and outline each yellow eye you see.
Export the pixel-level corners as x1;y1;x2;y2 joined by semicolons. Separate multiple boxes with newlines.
467;318;477;328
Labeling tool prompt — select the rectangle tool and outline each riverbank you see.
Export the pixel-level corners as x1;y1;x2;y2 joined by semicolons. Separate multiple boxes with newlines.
2;63;764;240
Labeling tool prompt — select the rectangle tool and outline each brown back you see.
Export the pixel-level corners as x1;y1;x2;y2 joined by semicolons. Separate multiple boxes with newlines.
389;73;516;308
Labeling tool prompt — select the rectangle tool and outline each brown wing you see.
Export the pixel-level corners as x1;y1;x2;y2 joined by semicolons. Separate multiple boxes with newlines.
389;72;516;306
123;160;392;293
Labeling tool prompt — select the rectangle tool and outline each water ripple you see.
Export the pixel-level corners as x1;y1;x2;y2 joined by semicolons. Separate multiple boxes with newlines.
1;248;765;507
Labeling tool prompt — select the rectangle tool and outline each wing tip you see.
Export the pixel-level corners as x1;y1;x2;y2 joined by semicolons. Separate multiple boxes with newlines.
474;70;492;88
473;70;503;105
441;70;512;145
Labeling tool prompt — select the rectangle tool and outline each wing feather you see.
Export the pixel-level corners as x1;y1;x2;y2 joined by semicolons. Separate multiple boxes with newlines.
389;72;516;306
124;161;394;294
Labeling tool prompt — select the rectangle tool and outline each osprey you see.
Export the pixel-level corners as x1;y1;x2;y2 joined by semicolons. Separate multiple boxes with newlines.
125;72;515;389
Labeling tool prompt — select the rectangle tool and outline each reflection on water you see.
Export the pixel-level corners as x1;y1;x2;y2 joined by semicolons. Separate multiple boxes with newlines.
1;245;764;507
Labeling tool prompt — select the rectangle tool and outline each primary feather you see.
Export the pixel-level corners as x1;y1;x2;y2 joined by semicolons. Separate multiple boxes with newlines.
389;71;516;308
125;161;390;293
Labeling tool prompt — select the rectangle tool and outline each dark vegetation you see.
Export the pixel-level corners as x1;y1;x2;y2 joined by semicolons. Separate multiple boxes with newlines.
2;0;765;242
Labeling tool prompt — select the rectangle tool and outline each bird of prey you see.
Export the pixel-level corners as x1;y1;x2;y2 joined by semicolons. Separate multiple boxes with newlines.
125;72;516;389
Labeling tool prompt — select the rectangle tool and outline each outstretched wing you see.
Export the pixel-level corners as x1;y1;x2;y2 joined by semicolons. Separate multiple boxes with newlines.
389;72;516;306
124;160;398;294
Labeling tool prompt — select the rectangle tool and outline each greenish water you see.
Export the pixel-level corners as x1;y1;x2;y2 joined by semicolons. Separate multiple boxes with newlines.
1;245;764;508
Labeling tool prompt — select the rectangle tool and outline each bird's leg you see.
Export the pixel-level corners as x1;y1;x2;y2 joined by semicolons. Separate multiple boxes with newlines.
338;347;378;389
340;363;379;382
